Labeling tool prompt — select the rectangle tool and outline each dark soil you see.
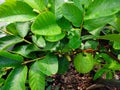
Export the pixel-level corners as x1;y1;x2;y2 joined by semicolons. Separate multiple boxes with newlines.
46;62;120;90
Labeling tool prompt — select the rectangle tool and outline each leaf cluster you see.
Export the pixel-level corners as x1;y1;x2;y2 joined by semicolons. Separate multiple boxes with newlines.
0;0;120;89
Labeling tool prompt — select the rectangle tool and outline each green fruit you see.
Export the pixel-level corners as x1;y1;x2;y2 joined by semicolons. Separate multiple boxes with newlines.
74;53;94;73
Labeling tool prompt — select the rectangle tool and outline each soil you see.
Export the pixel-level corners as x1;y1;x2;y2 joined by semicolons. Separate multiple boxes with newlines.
46;62;120;90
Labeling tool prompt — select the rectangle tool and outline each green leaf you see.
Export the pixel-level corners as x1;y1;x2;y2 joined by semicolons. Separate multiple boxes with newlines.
108;61;120;70
32;35;46;48
45;33;65;42
84;40;99;50
85;0;120;19
0;50;23;61
106;72;113;79
53;0;65;19
0;51;23;68
58;57;69;74
93;68;107;80
43;42;59;51
38;54;58;76
13;44;40;58
100;53;113;63
62;2;83;27
3;66;27;90
15;22;30;37
96;34;120;43
84;15;114;31
0;1;37;22
29;61;45;90
110;17;120;32
31;11;61;36
0;35;23;50
24;0;46;11
78;0;92;9
113;41;120;50
0;78;4;87
73;0;83;12
68;36;81;49
57;17;71;30
6;22;30;37
6;23;19;36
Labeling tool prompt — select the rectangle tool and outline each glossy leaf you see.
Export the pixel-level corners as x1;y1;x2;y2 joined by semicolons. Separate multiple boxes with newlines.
16;22;30;37
68;30;81;49
45;33;65;42
68;35;81;49
96;34;120;43
0;35;23;50
29;61;45;90
3;66;27;90
6;23;19;36
78;0;92;9
62;2;83;27
0;50;23;61
84;15;114;31
73;0;83;12
85;0;120;19
57;17;71;30
0;1;37;22
0;51;23;68
54;0;65;19
31;11;61;36
24;0;46;11
38;54;58;76
32;35;46;48
43;42;60;51
13;44;40;58
6;22;30;37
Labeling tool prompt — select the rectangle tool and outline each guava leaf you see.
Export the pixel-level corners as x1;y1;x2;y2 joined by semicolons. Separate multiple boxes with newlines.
0;35;23;50
24;0;46;11
29;61;45;90
84;15;114;31
62;2;83;27
0;50;23;61
32;35;46;48
96;34;120;43
45;33;65;42
85;0;120;19
0;1;37;22
15;22;30;37
3;66;27;90
38;54;58;76
0;51;23;68
13;44;40;58
68;35;81;49
6;22;30;37
31;11;61;36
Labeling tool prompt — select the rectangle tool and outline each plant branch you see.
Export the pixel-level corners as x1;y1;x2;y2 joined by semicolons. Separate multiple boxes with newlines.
23;39;32;44
22;55;46;65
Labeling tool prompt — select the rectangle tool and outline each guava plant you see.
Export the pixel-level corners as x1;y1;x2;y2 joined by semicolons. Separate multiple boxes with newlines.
0;0;120;90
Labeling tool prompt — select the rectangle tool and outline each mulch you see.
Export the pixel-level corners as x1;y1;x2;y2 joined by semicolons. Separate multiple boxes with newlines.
47;62;120;90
